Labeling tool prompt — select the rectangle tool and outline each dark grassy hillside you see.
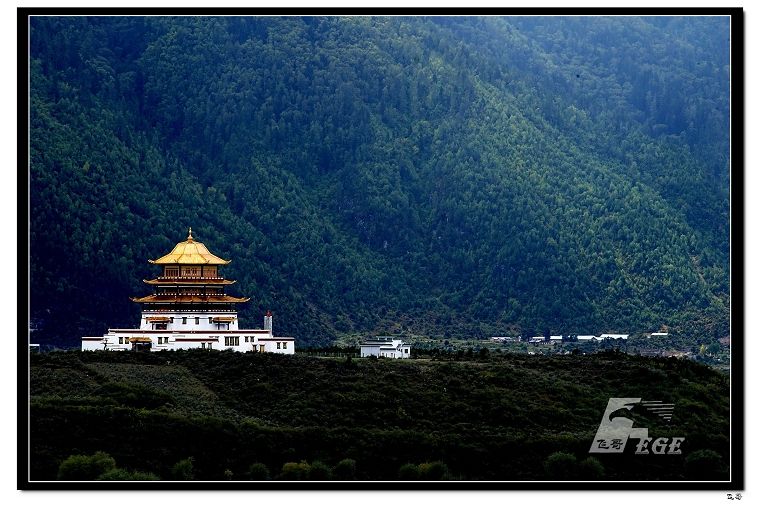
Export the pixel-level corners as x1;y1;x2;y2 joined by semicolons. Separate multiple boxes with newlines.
29;350;729;481
29;16;730;347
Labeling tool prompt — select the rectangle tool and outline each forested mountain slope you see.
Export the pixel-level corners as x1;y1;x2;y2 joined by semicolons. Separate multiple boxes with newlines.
29;16;730;347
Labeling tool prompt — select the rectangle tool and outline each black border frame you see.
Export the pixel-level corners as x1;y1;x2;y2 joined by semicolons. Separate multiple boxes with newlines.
18;6;745;491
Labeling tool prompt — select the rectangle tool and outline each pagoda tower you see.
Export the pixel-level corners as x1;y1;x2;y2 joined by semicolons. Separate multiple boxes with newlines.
81;229;295;353
134;227;248;326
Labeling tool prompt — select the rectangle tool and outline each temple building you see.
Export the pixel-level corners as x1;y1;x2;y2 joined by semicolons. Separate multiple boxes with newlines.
81;229;295;354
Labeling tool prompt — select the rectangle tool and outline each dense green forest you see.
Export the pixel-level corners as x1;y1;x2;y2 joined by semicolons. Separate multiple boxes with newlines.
30;350;729;481
29;16;730;347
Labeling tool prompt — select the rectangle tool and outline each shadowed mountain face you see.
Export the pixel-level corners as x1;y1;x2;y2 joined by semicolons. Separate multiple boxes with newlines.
29;16;730;347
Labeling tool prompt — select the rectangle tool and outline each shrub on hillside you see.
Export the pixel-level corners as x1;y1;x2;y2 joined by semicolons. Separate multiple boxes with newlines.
577;457;605;479
398;463;420;480
333;458;357;480
57;451;116;480
248;462;271;480
543;451;577;480
170;457;194;480
280;461;311;480
308;460;332;480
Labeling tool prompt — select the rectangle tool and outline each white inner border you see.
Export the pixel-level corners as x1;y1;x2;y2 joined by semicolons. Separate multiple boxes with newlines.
8;1;754;504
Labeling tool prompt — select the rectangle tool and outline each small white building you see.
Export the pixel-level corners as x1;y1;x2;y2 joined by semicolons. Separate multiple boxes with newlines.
600;334;629;340
650;332;668;337
577;335;597;341
360;337;411;359
549;335;563;341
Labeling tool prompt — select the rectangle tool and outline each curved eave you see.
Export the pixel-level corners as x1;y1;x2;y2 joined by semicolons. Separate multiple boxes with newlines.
142;278;237;285
148;258;232;265
129;337;153;343
131;295;250;304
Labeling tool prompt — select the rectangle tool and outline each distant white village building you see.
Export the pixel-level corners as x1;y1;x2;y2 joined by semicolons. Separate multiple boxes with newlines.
549;335;563;341
650;332;669;337
600;334;629;340
576;334;628;341
81;229;294;354
360;337;411;359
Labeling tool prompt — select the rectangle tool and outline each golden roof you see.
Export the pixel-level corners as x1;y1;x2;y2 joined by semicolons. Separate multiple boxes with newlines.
131;294;250;304
149;228;231;265
128;337;153;343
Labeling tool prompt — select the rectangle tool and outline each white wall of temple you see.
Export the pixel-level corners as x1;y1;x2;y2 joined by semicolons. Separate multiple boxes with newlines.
81;338;114;351
257;338;295;354
84;330;295;354
82;310;295;353
138;311;244;332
